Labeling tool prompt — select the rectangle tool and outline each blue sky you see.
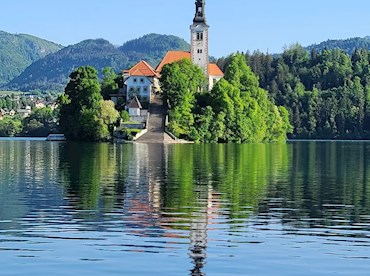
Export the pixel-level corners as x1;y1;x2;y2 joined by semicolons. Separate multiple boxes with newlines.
2;0;370;57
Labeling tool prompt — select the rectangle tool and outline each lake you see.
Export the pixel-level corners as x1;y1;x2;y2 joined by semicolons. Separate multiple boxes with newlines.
0;140;369;275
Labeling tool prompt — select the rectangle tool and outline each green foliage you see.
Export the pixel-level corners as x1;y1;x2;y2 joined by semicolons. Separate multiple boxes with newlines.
120;110;130;122
306;36;370;55
210;54;291;143
160;59;206;138
115;127;142;141
101;67;119;100
163;54;291;143
217;45;370;139
58;66;118;142
22;107;59;137
120;33;190;67
0;30;62;85
0;117;22;137
5;34;190;93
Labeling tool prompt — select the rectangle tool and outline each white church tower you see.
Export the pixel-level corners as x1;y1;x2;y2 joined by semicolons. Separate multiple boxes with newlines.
190;0;209;77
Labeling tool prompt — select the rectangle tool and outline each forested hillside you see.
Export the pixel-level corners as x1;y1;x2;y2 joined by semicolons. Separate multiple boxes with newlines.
0;30;63;85
6;39;129;92
162;55;292;143
119;33;190;66
217;45;370;139
306;37;370;55
5;34;190;92
2;31;370;93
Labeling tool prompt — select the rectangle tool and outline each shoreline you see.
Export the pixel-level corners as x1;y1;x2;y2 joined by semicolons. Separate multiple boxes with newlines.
1;137;370;143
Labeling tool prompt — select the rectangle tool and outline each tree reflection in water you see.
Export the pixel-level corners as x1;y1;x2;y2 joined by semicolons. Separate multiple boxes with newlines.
57;141;370;275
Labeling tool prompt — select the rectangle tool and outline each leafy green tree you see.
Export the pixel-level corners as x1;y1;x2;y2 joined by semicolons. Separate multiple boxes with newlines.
59;66;116;141
101;67;119;100
163;53;291;143
120;110;130;122
100;100;120;128
160;59;206;137
0;117;22;137
22;107;58;136
225;46;370;139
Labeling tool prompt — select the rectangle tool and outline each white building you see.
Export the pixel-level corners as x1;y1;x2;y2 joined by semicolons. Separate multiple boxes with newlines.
124;60;160;104
190;0;209;77
128;96;142;116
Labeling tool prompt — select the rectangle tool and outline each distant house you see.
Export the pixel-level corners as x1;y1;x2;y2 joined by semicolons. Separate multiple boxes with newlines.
17;109;31;118
35;101;46;109
17;108;32;118
0;109;4;120
8;110;16;117
124;61;160;104
46;102;58;110
128;96;143;116
111;61;161;107
127;96;148;126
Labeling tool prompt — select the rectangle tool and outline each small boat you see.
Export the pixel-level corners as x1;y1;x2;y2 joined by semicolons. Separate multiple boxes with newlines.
46;134;66;141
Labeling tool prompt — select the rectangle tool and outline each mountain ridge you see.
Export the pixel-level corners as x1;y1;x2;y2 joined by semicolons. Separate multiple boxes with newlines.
0;30;63;85
2;30;370;92
4;33;190;92
305;36;370;54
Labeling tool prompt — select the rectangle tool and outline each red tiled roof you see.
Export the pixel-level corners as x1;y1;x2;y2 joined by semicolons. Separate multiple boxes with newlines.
125;60;159;78
128;96;142;109
156;51;191;73
208;63;224;76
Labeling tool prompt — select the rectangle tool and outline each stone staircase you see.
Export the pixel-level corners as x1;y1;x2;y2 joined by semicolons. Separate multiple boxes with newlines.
135;95;177;144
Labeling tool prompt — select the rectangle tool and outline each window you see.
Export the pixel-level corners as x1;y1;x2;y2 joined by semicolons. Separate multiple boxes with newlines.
133;78;137;83
143;87;148;92
140;78;144;83
196;32;203;40
130;87;134;92
197;49;203;54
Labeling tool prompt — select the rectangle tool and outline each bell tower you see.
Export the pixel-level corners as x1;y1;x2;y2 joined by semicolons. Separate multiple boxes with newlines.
190;0;209;77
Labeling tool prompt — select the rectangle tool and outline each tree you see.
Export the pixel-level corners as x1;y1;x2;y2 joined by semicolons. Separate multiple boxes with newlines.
0;117;22;137
101;67;119;100
160;59;206;137
58;66;116;141
22;107;58;137
100;100;120;127
163;53;292;143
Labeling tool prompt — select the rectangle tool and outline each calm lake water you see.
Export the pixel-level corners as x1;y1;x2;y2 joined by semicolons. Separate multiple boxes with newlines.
0;140;369;275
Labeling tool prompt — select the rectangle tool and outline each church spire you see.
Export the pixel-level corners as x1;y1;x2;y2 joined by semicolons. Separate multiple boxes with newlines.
190;0;209;77
193;0;206;23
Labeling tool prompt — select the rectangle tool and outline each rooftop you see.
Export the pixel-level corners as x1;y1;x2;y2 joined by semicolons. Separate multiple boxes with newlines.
208;63;224;77
156;51;191;73
128;96;143;109
124;60;159;78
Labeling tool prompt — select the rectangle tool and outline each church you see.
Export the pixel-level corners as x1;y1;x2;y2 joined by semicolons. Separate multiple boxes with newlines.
114;0;223;106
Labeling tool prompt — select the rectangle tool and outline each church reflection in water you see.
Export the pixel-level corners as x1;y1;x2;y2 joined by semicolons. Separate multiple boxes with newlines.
57;141;287;275
123;143;213;276
124;144;212;275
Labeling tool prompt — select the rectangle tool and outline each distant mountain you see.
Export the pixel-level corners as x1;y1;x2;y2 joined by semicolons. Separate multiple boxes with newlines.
0;30;63;85
6;39;129;92
7;31;370;93
5;33;190;92
305;37;370;54
119;33;190;67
